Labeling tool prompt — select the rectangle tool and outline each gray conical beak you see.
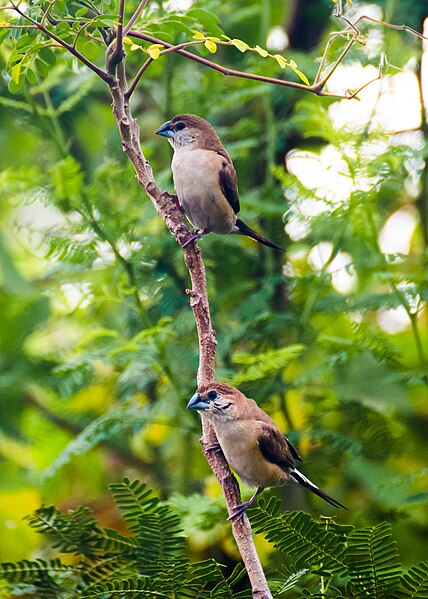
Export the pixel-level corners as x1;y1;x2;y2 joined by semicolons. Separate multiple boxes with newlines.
187;392;209;410
156;120;174;138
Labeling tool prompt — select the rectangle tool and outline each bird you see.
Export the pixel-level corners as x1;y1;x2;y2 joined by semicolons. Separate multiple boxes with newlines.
156;114;283;250
187;381;347;520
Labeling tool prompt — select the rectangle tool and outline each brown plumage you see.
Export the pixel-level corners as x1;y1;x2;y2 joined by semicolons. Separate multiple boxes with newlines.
189;382;347;520
156;114;284;250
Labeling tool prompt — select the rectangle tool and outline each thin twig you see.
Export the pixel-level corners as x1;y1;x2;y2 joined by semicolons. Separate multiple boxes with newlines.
345;14;428;41
123;0;148;36
41;0;55;26
126;40;203;99
125;56;153;98
128;30;321;95
8;2;112;83
314;37;355;91
106;0;125;74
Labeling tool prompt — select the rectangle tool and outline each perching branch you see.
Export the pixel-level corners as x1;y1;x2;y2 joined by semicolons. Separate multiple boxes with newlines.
108;55;273;599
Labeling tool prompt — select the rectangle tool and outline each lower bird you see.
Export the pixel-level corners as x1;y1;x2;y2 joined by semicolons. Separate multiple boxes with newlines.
156;114;283;250
188;382;347;520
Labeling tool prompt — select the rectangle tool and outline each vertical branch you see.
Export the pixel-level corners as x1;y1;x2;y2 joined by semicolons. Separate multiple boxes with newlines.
108;52;272;599
106;0;126;75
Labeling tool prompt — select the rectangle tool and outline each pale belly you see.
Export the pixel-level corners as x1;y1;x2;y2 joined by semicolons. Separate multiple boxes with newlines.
214;421;289;489
172;149;236;234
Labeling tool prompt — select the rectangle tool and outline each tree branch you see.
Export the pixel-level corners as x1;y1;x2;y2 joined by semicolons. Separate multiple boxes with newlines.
8;2;113;83
123;0;148;36
107;56;272;599
106;0;125;74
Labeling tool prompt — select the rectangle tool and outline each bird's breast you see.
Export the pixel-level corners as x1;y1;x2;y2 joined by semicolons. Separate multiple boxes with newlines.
213;420;289;489
172;148;236;233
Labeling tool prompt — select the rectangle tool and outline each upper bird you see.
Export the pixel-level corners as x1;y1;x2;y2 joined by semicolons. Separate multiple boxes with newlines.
188;381;347;520
156;114;283;250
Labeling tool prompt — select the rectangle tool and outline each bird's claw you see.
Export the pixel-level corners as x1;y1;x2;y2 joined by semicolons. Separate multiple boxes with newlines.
203;442;222;456
182;230;202;248
227;501;252;521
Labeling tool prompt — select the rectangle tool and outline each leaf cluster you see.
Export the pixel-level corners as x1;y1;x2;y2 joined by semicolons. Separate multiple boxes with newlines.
0;479;249;598
2;482;428;598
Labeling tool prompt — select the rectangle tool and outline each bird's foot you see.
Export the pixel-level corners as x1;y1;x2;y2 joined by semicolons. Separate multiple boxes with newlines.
182;230;202;248
203;442;222;456
227;487;263;521
227;500;253;521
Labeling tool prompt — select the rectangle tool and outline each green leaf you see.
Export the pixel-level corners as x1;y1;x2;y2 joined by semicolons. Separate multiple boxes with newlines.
273;53;287;68
8;74;25;93
395;562;428;598
191;29;205;40
25;67;38;84
11;61;22;84
254;44;268;57
288;58;310;85
231;344;305;384
231;38;249;52
82;40;101;61
39;46;56;65
34;57;49;77
75;7;88;17
147;44;163;59
251;499;350;574
346;523;402;598
204;39;217;53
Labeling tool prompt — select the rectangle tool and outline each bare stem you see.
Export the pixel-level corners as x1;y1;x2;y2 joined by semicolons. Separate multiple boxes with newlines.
125;56;153;98
106;0;125;74
123;0;148;36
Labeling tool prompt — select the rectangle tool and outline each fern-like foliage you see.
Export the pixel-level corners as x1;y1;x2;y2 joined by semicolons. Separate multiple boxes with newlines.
0;479;247;598
250;497;351;575
249;498;428;598
345;523;402;598
2;480;428;598
395;562;428;599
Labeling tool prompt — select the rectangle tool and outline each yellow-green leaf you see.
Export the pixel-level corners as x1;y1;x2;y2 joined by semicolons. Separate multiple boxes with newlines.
123;37;132;45
273;54;287;68
254;45;268;58
11;62;22;84
148;45;162;59
207;36;220;42
288;62;310;85
204;40;217;53
231;38;249;52
130;44;140;51
191;29;206;40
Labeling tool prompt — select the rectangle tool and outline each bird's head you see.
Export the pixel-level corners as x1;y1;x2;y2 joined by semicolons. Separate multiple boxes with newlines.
187;382;245;422
155;114;221;151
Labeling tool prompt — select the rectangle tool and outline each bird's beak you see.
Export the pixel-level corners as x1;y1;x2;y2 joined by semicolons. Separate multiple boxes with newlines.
156;120;174;138
187;392;209;411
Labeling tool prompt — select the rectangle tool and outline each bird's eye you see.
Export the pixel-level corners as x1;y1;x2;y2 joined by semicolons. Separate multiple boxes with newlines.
174;122;186;131
207;390;218;401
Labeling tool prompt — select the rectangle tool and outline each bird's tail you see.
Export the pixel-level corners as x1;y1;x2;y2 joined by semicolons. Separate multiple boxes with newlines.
235;218;284;251
290;468;348;510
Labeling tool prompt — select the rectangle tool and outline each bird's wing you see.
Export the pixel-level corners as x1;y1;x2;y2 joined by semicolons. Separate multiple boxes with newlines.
258;425;296;470
285;437;303;462
217;152;240;214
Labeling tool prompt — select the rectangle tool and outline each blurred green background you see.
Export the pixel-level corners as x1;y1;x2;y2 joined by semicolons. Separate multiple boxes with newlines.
0;0;427;574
